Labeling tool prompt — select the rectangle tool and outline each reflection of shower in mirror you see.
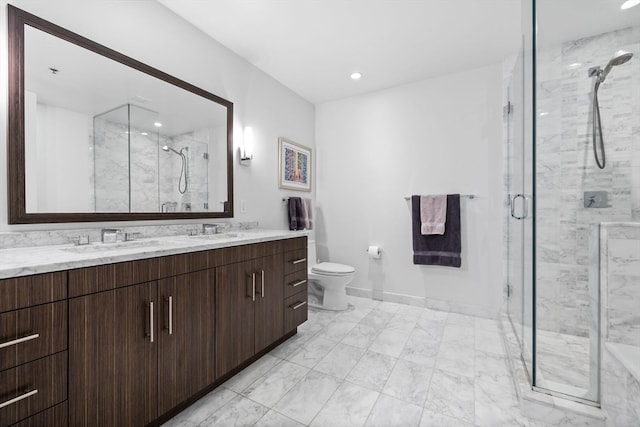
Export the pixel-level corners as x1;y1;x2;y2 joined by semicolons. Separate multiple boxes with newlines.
162;145;189;194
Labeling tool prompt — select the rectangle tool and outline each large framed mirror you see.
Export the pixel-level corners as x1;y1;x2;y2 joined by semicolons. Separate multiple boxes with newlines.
7;5;234;224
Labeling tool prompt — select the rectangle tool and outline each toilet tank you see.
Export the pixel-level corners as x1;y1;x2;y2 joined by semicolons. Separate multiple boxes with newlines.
307;239;318;265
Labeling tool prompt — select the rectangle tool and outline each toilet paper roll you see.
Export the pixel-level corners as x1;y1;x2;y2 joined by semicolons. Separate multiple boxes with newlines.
367;246;382;259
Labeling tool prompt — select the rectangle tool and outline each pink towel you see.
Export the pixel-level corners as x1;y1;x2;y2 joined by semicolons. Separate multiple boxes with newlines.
420;195;447;235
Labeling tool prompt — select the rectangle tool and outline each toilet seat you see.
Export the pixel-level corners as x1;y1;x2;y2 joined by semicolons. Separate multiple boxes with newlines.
311;262;355;276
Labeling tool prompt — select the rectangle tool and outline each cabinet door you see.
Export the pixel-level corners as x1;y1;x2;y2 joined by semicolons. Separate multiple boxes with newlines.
157;270;215;415
254;253;284;352
69;282;157;427
215;260;255;377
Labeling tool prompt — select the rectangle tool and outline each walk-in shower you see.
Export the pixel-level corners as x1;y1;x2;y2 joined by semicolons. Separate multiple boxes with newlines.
589;50;634;169
162;145;189;194
505;0;639;423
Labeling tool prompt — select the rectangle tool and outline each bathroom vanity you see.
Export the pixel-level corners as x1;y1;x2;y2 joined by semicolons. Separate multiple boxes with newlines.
0;232;308;427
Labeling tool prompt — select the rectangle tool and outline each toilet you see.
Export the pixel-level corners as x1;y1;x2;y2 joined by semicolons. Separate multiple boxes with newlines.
307;240;355;311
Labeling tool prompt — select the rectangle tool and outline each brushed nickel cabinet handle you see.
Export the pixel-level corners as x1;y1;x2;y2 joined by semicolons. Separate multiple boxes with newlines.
261;270;265;298
292;258;307;265
0;389;38;409
290;279;307;288
252;273;256;302
167;296;173;335
149;302;154;343
291;301;307;310
0;333;39;349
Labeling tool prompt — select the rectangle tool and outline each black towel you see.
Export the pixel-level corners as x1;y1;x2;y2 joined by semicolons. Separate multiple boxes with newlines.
412;194;461;267
288;197;304;231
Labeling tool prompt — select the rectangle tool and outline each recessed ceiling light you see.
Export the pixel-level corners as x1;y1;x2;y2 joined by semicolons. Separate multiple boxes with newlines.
621;0;640;9
567;62;581;69
350;72;362;80
539;111;549;116
141;132;148;136
154;122;163;127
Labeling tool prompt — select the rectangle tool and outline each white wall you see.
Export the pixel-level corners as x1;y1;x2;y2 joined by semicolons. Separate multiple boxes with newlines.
0;0;315;231
315;64;504;317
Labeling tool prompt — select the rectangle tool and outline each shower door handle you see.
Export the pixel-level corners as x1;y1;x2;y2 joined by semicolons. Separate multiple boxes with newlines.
510;194;528;220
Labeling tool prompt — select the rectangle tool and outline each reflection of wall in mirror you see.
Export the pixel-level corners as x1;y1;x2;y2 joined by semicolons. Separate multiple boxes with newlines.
24;90;93;213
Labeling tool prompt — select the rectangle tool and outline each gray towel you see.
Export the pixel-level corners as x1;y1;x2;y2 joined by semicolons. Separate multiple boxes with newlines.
301;198;313;230
412;194;461;267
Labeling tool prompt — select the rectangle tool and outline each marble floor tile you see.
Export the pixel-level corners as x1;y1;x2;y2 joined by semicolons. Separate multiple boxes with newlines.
163;295;570;427
316;319;358;342
346;350;397;392
386;313;419;334
383;358;433;406
420;308;449;323
314;342;367;379
369;329;411;358
376;301;405;314
341;323;381;348
364;394;423;427
223;354;281;393
420;408;473;427
310;382;379;427
162;387;237;426
272;370;342;425
287;336;337;368
199;394;269;427
400;328;440;367
436;341;475;378
269;331;315;360
242;360;309;407
475;329;505;356
254;410;306;427
358;310;395;329
447;312;477;327
425;369;475;424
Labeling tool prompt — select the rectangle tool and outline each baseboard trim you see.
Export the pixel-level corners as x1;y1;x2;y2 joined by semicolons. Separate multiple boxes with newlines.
346;286;499;319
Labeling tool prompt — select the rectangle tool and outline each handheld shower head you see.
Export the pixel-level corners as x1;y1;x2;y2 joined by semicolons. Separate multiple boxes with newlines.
600;50;633;81
162;145;182;156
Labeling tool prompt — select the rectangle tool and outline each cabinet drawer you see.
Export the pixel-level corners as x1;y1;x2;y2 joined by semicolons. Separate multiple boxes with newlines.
69;258;159;297
283;249;307;275
0;301;67;371
284;270;308;299
0;272;67;313
282;236;307;252
0;351;67;426
10;401;67;427
284;291;308;334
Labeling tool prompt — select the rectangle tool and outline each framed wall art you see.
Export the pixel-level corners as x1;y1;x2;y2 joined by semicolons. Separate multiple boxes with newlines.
278;137;311;191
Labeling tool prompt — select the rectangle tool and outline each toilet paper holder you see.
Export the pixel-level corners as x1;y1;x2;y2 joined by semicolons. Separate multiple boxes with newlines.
366;245;382;259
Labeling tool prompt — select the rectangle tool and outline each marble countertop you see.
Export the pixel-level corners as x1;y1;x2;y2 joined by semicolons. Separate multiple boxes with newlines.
0;229;309;279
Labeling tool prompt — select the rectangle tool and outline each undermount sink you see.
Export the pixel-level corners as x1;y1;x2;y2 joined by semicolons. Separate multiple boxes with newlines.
60;240;162;253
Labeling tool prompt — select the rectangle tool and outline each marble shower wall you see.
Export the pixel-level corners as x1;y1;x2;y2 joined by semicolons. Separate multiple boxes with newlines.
601;223;640;347
94;119;159;212
535;26;640;336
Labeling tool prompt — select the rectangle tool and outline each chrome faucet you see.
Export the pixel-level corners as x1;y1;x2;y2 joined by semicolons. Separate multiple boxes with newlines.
101;228;122;243
202;223;220;235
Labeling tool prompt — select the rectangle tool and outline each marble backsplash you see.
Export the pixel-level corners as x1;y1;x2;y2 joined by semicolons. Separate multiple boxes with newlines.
0;221;259;250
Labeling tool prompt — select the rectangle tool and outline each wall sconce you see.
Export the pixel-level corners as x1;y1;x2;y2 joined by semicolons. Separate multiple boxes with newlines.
239;126;253;166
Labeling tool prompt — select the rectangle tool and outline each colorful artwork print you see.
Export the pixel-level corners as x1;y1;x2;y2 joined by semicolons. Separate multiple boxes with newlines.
278;138;311;191
284;147;308;184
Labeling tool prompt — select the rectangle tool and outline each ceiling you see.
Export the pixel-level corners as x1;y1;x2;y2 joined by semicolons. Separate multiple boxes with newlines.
158;0;640;105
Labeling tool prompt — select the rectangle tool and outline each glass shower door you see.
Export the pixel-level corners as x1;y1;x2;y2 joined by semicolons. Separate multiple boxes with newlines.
506;47;535;383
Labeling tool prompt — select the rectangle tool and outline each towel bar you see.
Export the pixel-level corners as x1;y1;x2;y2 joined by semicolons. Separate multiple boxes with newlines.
404;194;476;200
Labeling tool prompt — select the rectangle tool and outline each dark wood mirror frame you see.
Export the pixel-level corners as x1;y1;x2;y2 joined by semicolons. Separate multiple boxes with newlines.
7;5;234;224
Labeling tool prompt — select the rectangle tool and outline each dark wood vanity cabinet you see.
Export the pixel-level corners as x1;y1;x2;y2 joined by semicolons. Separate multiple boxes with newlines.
0;272;68;427
215;252;284;375
68;257;215;427
3;236;307;427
